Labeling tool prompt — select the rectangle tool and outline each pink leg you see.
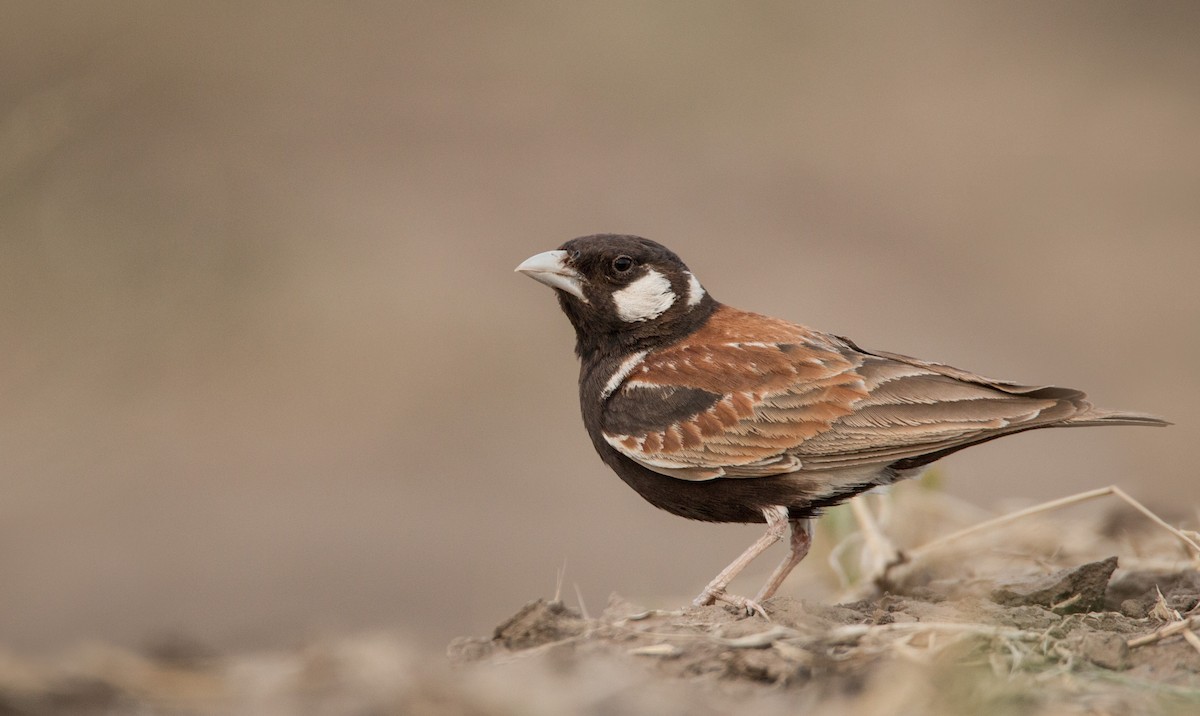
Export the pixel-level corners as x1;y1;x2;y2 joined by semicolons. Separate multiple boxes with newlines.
692;506;789;617
754;518;812;602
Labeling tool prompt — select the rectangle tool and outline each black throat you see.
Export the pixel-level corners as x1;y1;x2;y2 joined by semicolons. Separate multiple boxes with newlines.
563;293;718;367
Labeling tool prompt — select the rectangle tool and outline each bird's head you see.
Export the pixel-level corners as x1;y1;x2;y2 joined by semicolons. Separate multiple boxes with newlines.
517;234;715;357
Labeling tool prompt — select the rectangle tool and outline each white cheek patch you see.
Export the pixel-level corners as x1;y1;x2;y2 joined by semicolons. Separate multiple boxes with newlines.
685;271;705;307
613;269;677;322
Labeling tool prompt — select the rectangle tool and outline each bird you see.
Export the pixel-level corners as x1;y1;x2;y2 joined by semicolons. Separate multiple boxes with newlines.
515;234;1169;616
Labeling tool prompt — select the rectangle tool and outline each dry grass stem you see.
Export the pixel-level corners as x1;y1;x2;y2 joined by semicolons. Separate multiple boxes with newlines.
827;530;861;590
1183;629;1200;658
1126;615;1200;648
828;621;1039;643
883;485;1200;585
850;497;901;574
553;562;566;603
1149;586;1182;622
574;583;591;620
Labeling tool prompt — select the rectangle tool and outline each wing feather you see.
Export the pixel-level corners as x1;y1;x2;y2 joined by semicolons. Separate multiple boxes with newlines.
599;306;1094;481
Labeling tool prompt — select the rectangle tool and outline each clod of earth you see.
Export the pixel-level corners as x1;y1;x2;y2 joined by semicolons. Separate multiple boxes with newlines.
989;556;1119;613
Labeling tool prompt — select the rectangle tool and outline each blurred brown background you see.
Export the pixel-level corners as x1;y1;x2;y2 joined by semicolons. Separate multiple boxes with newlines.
1;1;1196;655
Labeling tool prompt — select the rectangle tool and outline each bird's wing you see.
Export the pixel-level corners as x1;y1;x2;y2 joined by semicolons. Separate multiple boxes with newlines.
600;306;1086;481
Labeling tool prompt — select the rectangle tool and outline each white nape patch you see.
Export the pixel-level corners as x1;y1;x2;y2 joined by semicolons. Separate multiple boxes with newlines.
685;272;705;307
600;349;649;399
613;269;676;322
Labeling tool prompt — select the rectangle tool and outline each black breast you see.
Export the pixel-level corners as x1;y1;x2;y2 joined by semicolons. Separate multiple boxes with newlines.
578;353;885;524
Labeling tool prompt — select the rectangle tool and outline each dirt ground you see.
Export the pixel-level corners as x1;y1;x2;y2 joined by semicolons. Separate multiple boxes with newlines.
1;486;1197;716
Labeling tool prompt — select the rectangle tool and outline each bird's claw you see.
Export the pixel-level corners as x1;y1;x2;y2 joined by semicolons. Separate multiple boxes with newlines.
693;587;770;619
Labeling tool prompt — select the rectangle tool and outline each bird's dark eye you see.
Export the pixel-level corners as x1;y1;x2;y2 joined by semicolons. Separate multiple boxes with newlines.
611;255;635;274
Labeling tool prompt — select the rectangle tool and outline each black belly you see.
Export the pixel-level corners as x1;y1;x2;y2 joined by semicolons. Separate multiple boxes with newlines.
598;445;889;524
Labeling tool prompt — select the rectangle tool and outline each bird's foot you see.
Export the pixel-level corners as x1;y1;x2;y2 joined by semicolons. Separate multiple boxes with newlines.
692;587;770;619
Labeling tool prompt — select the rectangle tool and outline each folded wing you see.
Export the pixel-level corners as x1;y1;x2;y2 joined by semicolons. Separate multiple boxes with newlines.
600;306;1108;481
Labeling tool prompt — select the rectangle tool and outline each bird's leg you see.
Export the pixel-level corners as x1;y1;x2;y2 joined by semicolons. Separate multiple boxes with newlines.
693;506;789;617
753;518;812;603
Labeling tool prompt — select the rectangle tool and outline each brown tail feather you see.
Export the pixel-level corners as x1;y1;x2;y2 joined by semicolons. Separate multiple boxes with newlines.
1066;409;1172;428
888;404;1168;471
